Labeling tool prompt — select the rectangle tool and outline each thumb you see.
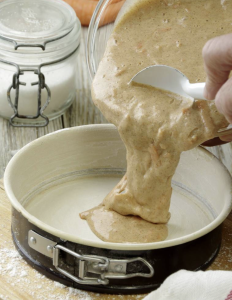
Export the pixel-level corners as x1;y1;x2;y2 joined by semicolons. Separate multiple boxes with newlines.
215;75;232;124
202;34;232;100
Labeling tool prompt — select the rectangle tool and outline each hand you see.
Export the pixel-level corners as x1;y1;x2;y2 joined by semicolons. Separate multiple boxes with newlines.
202;33;232;142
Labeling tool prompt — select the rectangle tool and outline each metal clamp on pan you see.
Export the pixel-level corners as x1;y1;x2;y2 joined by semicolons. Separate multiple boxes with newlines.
28;230;154;286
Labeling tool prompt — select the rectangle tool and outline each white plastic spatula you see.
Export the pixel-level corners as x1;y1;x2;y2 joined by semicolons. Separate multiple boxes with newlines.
131;65;207;100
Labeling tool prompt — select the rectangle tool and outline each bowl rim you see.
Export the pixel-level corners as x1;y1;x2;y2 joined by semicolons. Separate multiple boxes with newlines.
4;124;232;251
86;0;112;80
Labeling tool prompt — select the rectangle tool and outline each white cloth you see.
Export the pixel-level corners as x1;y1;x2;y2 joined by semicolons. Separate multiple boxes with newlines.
144;270;232;300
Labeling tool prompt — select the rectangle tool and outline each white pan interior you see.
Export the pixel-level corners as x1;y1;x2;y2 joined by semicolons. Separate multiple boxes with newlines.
4;124;232;250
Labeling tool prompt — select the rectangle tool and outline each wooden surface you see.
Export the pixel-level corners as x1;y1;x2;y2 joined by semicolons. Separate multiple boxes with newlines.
1;26;232;300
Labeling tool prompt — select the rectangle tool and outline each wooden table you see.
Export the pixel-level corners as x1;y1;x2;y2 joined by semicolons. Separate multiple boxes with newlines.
0;27;232;300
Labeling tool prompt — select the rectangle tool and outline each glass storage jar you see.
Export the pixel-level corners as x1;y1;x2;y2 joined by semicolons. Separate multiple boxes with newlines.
0;0;81;127
86;0;232;144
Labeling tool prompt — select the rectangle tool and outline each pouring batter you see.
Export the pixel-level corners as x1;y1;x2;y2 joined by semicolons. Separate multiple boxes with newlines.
80;0;230;243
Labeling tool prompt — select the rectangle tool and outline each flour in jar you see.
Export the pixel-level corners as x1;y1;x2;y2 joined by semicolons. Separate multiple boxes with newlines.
80;0;229;243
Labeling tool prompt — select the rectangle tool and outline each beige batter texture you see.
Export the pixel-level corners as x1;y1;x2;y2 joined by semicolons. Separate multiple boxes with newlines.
81;205;168;243
80;0;230;243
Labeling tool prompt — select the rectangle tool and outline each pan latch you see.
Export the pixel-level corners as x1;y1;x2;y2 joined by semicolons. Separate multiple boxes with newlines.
53;244;154;285
28;230;154;286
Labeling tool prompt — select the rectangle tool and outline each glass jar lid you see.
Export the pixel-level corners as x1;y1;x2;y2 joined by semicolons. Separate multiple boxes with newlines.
0;0;80;53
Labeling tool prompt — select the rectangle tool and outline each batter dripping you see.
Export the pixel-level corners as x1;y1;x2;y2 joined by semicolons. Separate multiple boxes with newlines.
80;0;230;243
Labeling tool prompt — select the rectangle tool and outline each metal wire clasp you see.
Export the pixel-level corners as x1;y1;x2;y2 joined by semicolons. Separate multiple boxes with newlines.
0;29;79;127
7;66;51;127
53;244;109;285
53;244;154;286
28;230;154;286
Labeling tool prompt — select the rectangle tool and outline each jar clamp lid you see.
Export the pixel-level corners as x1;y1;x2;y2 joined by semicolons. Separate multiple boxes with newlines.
0;0;81;127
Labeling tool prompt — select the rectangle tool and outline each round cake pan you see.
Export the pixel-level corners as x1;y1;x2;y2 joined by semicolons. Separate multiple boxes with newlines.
4;124;232;294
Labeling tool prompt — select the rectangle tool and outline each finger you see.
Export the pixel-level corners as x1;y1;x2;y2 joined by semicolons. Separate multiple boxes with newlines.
215;76;232;123
202;34;232;100
219;134;232;142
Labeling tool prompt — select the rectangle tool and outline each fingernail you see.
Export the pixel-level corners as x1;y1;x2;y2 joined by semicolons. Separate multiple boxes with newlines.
204;79;218;100
203;89;209;100
219;134;232;142
215;97;223;114
203;83;210;100
204;87;215;101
